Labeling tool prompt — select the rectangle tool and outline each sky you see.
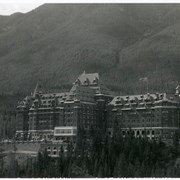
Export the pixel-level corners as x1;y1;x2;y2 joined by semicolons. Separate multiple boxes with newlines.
0;3;43;15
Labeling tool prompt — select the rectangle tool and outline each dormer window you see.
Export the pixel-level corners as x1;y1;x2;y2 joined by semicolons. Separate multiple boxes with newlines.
145;98;149;102
93;78;97;84
115;97;121;104
75;79;81;85
130;99;134;103
160;94;163;99
83;78;90;85
93;77;99;85
115;100;121;104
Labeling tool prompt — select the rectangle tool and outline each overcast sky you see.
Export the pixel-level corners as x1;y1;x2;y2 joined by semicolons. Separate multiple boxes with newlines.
0;3;43;15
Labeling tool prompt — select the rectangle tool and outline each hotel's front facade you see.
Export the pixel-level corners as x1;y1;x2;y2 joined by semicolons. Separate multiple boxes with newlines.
16;72;180;144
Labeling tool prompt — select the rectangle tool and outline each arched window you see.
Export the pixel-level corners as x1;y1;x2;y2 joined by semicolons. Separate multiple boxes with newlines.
137;130;140;135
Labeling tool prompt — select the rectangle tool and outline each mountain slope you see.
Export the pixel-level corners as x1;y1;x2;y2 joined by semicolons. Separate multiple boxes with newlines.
0;4;180;95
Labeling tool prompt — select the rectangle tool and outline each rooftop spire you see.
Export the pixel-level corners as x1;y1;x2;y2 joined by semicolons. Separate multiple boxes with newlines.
33;81;39;98
176;85;179;95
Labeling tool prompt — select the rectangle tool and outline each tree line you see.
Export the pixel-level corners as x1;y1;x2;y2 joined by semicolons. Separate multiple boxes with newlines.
0;129;180;178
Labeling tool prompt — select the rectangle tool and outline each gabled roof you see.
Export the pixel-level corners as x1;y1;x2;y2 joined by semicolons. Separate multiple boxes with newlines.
41;92;69;99
109;93;180;106
77;72;99;85
71;72;112;96
109;94;157;105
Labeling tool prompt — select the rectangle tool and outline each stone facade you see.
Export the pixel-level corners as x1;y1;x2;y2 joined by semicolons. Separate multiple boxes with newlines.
107;93;180;144
15;72;180;144
16;71;113;141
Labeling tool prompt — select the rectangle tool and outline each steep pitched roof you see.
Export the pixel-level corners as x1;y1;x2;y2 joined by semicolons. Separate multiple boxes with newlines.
71;72;112;95
109;93;180;106
77;72;99;85
109;93;158;105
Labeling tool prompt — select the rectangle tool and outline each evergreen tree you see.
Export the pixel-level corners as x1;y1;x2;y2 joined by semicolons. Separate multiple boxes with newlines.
97;163;104;177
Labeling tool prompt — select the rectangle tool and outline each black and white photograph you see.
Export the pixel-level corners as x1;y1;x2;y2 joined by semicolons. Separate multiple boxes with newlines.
0;1;180;178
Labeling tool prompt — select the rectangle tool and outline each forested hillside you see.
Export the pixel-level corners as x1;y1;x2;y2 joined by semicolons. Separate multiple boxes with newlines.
0;4;180;94
1;132;180;177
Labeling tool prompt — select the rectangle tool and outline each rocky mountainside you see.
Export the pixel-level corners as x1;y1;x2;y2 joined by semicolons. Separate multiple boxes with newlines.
0;4;180;95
